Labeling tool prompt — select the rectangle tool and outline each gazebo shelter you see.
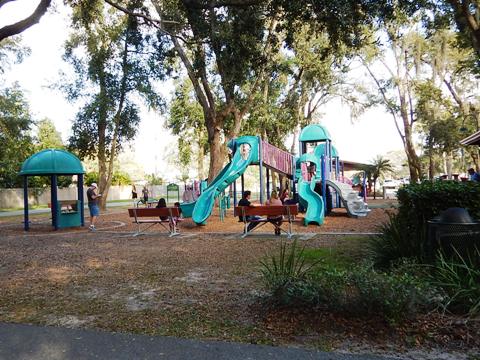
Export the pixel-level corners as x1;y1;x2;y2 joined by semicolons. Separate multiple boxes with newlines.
19;149;85;231
461;130;480;146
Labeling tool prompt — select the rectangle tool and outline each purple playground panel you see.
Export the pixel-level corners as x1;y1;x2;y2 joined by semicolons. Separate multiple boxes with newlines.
261;140;294;176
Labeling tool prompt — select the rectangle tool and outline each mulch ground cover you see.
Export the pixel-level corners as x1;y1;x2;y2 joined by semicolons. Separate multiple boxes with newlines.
0;202;478;359
0;199;391;236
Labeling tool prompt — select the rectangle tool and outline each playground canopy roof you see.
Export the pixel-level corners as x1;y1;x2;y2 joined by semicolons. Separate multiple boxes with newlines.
461;130;480;146
19;149;85;176
299;124;331;142
338;160;369;172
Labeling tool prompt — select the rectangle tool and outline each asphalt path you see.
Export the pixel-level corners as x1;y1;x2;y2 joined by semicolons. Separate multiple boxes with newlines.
0;323;395;360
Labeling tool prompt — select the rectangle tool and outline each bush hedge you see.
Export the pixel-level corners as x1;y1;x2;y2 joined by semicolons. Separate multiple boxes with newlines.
371;181;480;266
396;181;480;231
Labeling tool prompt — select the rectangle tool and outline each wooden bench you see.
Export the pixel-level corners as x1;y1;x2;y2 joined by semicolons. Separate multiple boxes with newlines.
234;205;299;238
128;207;181;237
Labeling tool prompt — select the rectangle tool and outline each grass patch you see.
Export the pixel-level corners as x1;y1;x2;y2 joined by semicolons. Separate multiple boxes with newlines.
0;204;48;212
302;236;370;270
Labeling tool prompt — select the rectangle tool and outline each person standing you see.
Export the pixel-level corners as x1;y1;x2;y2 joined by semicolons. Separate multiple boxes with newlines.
131;184;138;200
142;186;149;205
468;168;480;182
86;183;102;231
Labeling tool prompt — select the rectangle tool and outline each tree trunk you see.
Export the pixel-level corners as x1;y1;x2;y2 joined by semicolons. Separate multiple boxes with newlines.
97;103;108;210
373;179;377;200
446;151;453;179
429;150;435;180
207;127;225;183
442;152;448;176
271;171;278;193
400;107;422;182
197;150;205;180
290;125;299;155
467;148;480;172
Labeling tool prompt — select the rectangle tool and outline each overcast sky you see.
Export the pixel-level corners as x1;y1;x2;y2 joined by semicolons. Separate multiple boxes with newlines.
1;1;404;181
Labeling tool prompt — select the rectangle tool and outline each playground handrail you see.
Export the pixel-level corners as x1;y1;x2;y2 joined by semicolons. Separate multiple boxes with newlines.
261;140;294;176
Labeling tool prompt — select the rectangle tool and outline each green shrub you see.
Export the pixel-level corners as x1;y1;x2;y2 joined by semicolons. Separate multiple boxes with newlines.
397;181;480;225
260;242;439;322
430;247;480;316
371;181;480;266
111;172;132;186
84;171;132;186
369;212;425;267
344;263;438;322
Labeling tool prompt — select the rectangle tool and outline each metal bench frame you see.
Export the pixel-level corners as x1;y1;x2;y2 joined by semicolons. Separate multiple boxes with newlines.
128;207;181;237
235;205;298;238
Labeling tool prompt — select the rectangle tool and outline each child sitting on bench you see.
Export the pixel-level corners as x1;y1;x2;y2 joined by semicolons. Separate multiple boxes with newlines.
267;190;283;236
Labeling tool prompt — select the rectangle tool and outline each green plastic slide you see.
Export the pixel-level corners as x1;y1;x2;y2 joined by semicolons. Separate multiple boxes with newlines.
192;136;258;225
298;177;324;225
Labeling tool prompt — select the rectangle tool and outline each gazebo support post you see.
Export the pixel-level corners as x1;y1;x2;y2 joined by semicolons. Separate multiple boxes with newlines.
51;175;58;230
23;176;29;231
78;174;84;226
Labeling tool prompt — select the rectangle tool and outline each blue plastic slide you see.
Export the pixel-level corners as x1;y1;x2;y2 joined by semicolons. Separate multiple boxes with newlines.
192;137;258;225
298;177;324;225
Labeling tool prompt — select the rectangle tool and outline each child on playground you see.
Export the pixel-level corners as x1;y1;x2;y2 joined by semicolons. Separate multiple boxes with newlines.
156;198;168;220
267;190;283;236
156;199;181;233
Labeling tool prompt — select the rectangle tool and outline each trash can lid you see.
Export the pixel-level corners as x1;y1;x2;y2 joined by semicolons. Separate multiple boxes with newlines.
438;207;474;224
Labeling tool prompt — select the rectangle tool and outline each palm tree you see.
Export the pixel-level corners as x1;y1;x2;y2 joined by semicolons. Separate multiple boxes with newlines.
370;156;394;200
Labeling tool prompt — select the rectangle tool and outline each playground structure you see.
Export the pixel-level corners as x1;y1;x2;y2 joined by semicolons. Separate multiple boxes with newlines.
180;124;370;226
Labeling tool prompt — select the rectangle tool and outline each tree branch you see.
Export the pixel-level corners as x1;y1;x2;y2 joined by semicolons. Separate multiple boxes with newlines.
237;16;279;121
182;0;264;9
0;0;16;10
103;0;185;41
362;58;406;143
0;0;51;43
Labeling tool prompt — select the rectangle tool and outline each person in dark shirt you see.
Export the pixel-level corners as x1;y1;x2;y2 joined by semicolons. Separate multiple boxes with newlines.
86;183;102;231
156;198;168;220
238;190;262;232
468;168;480;182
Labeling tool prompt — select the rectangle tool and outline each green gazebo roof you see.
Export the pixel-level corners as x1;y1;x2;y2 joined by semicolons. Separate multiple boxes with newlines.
19;149;85;176
299;124;331;142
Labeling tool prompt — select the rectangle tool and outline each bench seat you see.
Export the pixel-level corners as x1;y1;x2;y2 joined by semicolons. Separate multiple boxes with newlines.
128;207;181;237
234;205;299;238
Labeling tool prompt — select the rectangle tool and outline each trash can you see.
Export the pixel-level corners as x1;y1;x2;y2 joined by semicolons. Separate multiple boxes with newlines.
428;207;480;261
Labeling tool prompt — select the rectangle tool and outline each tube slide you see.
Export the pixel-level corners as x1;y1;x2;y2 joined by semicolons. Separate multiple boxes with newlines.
298;177;324;225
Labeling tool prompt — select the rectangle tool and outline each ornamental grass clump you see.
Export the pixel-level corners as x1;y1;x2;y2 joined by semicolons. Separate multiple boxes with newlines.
431;247;480;316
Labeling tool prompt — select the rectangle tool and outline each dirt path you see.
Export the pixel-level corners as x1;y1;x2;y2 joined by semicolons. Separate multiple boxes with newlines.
0;230;478;359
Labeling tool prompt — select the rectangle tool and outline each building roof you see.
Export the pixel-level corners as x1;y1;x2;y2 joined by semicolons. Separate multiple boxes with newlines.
19;149;85;176
299;124;332;142
334;159;369;172
460;130;480;146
